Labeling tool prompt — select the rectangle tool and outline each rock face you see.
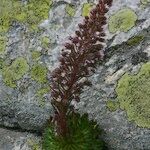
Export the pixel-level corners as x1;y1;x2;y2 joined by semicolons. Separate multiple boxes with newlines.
77;33;150;149
0;128;41;150
0;0;150;149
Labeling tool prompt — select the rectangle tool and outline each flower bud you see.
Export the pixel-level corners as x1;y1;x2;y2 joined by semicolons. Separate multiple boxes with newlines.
75;31;81;37
64;43;74;49
72;37;79;44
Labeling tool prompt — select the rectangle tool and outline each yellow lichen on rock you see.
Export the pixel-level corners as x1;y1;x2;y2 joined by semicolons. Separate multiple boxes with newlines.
108;8;137;33
0;0;53;33
116;62;150;128
82;3;94;17
2;57;29;88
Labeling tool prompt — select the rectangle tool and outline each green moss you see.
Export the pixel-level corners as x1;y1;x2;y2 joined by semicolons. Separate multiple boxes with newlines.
0;36;7;54
41;37;50;49
116;62;150;128
0;0;53;33
65;4;76;17
31;64;48;83
43;113;107;150
106;100;119;112
108;8;137;33
31;51;41;60
2;57;29;88
82;3;94;17
127;35;144;46
141;0;150;5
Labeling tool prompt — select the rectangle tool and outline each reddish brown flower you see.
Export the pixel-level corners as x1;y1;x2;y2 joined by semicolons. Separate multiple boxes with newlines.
50;0;113;137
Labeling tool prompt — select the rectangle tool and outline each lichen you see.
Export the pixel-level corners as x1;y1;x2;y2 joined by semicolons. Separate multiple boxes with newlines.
82;3;94;17
41;37;50;49
0;0;53;33
36;87;50;107
27;139;41;150
0;0;16;33
106;100;119;112
2;57;29;88
141;0;150;5
24;0;53;31
127;35;144;46
36;87;50;98
116;62;150;128
65;4;76;17
31;64;48;83
31;51;41;60
108;8;137;33
0;36;7;55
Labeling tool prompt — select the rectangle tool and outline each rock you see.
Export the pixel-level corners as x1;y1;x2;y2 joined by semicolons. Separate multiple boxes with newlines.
76;27;150;149
0;128;41;150
0;0;150;149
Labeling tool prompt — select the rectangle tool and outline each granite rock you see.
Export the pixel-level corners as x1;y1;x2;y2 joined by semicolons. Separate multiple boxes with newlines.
0;0;150;149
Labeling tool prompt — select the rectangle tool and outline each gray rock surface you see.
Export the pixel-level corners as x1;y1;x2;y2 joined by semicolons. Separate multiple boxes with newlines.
77;28;150;149
0;128;41;150
0;0;150;149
